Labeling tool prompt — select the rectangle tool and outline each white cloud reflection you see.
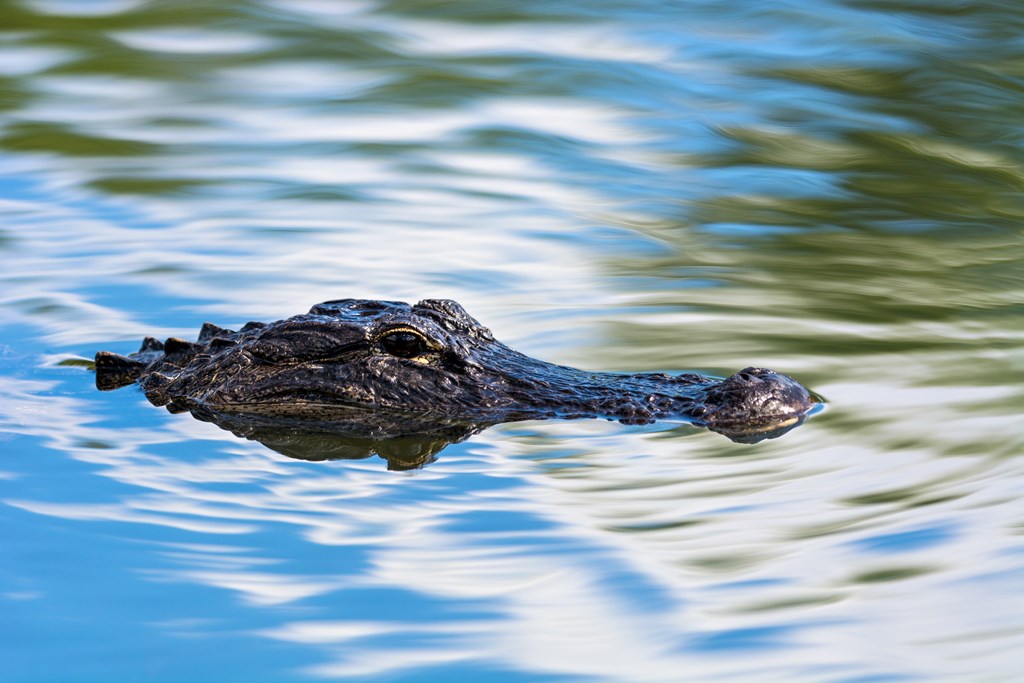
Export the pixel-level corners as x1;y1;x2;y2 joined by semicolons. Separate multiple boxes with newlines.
112;29;277;55
27;0;142;16
0;44;75;76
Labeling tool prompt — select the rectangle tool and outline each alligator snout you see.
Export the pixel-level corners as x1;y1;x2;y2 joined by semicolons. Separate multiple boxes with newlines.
699;367;816;435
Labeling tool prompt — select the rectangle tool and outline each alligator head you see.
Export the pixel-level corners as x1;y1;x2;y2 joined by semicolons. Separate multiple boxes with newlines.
95;298;818;451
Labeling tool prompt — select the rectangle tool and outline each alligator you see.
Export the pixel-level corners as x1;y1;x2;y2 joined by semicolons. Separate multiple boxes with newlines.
95;298;818;463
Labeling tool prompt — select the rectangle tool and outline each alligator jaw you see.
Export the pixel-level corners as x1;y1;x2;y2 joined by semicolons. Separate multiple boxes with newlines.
694;367;816;440
470;358;816;435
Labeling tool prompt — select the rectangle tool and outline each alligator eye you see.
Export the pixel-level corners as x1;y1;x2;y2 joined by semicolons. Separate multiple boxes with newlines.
379;331;427;358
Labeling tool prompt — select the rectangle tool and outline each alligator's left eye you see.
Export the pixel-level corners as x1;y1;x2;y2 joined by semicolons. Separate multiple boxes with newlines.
380;331;427;358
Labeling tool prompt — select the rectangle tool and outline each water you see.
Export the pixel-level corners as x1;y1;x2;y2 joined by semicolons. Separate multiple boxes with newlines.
1;0;1022;681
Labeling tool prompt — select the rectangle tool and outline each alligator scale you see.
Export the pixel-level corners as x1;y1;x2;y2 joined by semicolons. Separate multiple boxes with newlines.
95;299;817;464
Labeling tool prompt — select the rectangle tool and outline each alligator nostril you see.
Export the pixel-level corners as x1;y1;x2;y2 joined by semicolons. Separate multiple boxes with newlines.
737;372;754;381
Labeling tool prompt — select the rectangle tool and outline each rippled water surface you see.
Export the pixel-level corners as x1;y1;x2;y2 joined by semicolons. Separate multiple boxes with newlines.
2;1;1023;681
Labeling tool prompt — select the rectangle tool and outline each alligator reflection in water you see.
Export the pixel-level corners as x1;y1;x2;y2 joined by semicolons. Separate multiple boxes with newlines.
95;298;818;468
187;404;485;470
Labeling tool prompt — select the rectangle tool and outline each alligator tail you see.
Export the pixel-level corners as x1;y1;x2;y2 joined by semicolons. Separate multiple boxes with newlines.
95;351;148;391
